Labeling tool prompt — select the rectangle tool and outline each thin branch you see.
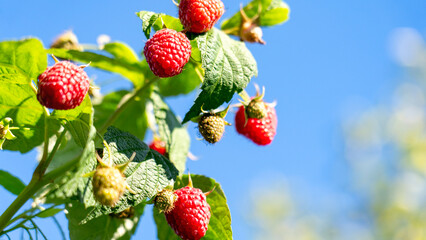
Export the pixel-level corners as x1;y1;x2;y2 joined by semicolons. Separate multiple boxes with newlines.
34;129;67;177
52;216;66;240
99;77;159;134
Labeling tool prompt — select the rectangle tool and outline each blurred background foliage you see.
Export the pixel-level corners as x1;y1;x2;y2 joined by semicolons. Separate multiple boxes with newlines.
244;28;426;240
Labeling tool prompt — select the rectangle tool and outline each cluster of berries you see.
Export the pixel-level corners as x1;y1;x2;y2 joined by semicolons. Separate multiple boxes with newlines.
196;89;278;146
143;0;224;78
34;0;276;239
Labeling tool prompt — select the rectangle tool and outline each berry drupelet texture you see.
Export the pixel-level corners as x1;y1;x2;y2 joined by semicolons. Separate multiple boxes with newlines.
165;186;211;240
143;29;191;78
37;61;90;110
198;114;226;144
92;166;126;207
179;0;225;33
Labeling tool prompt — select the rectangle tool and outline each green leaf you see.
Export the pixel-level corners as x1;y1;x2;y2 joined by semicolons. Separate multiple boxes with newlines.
136;12;184;39
81;126;178;222
260;0;290;26
136;11;163;39
182;28;257;123
221;0;290;35
43;127;97;204
67;201;145;240
52;96;93;147
151;91;189;174
0;39;61;153
154;174;232;240
0;170;26;195
160;15;184;32
0;38;47;81
47;48;146;87
0;84;60;153
94;90;148;140
103;42;140;64
36;208;63;218
157;61;202;97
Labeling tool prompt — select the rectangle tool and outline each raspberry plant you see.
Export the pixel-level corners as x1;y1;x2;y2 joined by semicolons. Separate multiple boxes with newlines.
0;0;289;239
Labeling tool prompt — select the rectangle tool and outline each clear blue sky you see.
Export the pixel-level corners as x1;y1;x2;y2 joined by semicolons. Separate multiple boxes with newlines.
1;0;425;239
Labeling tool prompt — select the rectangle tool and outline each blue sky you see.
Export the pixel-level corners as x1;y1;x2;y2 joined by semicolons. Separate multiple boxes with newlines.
1;0;426;239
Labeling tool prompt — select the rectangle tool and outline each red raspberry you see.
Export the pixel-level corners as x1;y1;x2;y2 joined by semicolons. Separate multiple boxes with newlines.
143;29;191;78
37;61;90;110
179;0;225;33
235;104;277;145
165;186;211;240
149;138;167;156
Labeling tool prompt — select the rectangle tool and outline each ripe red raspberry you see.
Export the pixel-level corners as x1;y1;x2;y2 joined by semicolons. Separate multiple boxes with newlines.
235;104;277;145
165;186;211;240
143;29;191;78
179;0;225;33
37;61;90;110
149;138;167;156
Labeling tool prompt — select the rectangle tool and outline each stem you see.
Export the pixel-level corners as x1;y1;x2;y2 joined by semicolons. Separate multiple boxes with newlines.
34;130;66;177
0;129;66;233
0;180;41;233
238;89;251;102
99;77;159;134
0;151;81;233
52;216;66;240
33;116;51;181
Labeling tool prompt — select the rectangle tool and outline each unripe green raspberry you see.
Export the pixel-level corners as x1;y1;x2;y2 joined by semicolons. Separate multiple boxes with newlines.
92;166;126;207
198;114;226;144
154;189;178;213
246;99;267;119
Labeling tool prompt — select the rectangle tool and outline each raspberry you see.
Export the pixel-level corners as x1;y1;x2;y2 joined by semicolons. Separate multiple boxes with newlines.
37;60;90;110
149;138;167;156
92;166;126;207
50;30;82;50
165;186;211;240
198;113;226;144
235;104;277;145
143;29;191;78
179;0;225;33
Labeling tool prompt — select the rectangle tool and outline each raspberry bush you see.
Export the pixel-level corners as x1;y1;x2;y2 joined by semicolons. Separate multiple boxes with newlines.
0;0;289;239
